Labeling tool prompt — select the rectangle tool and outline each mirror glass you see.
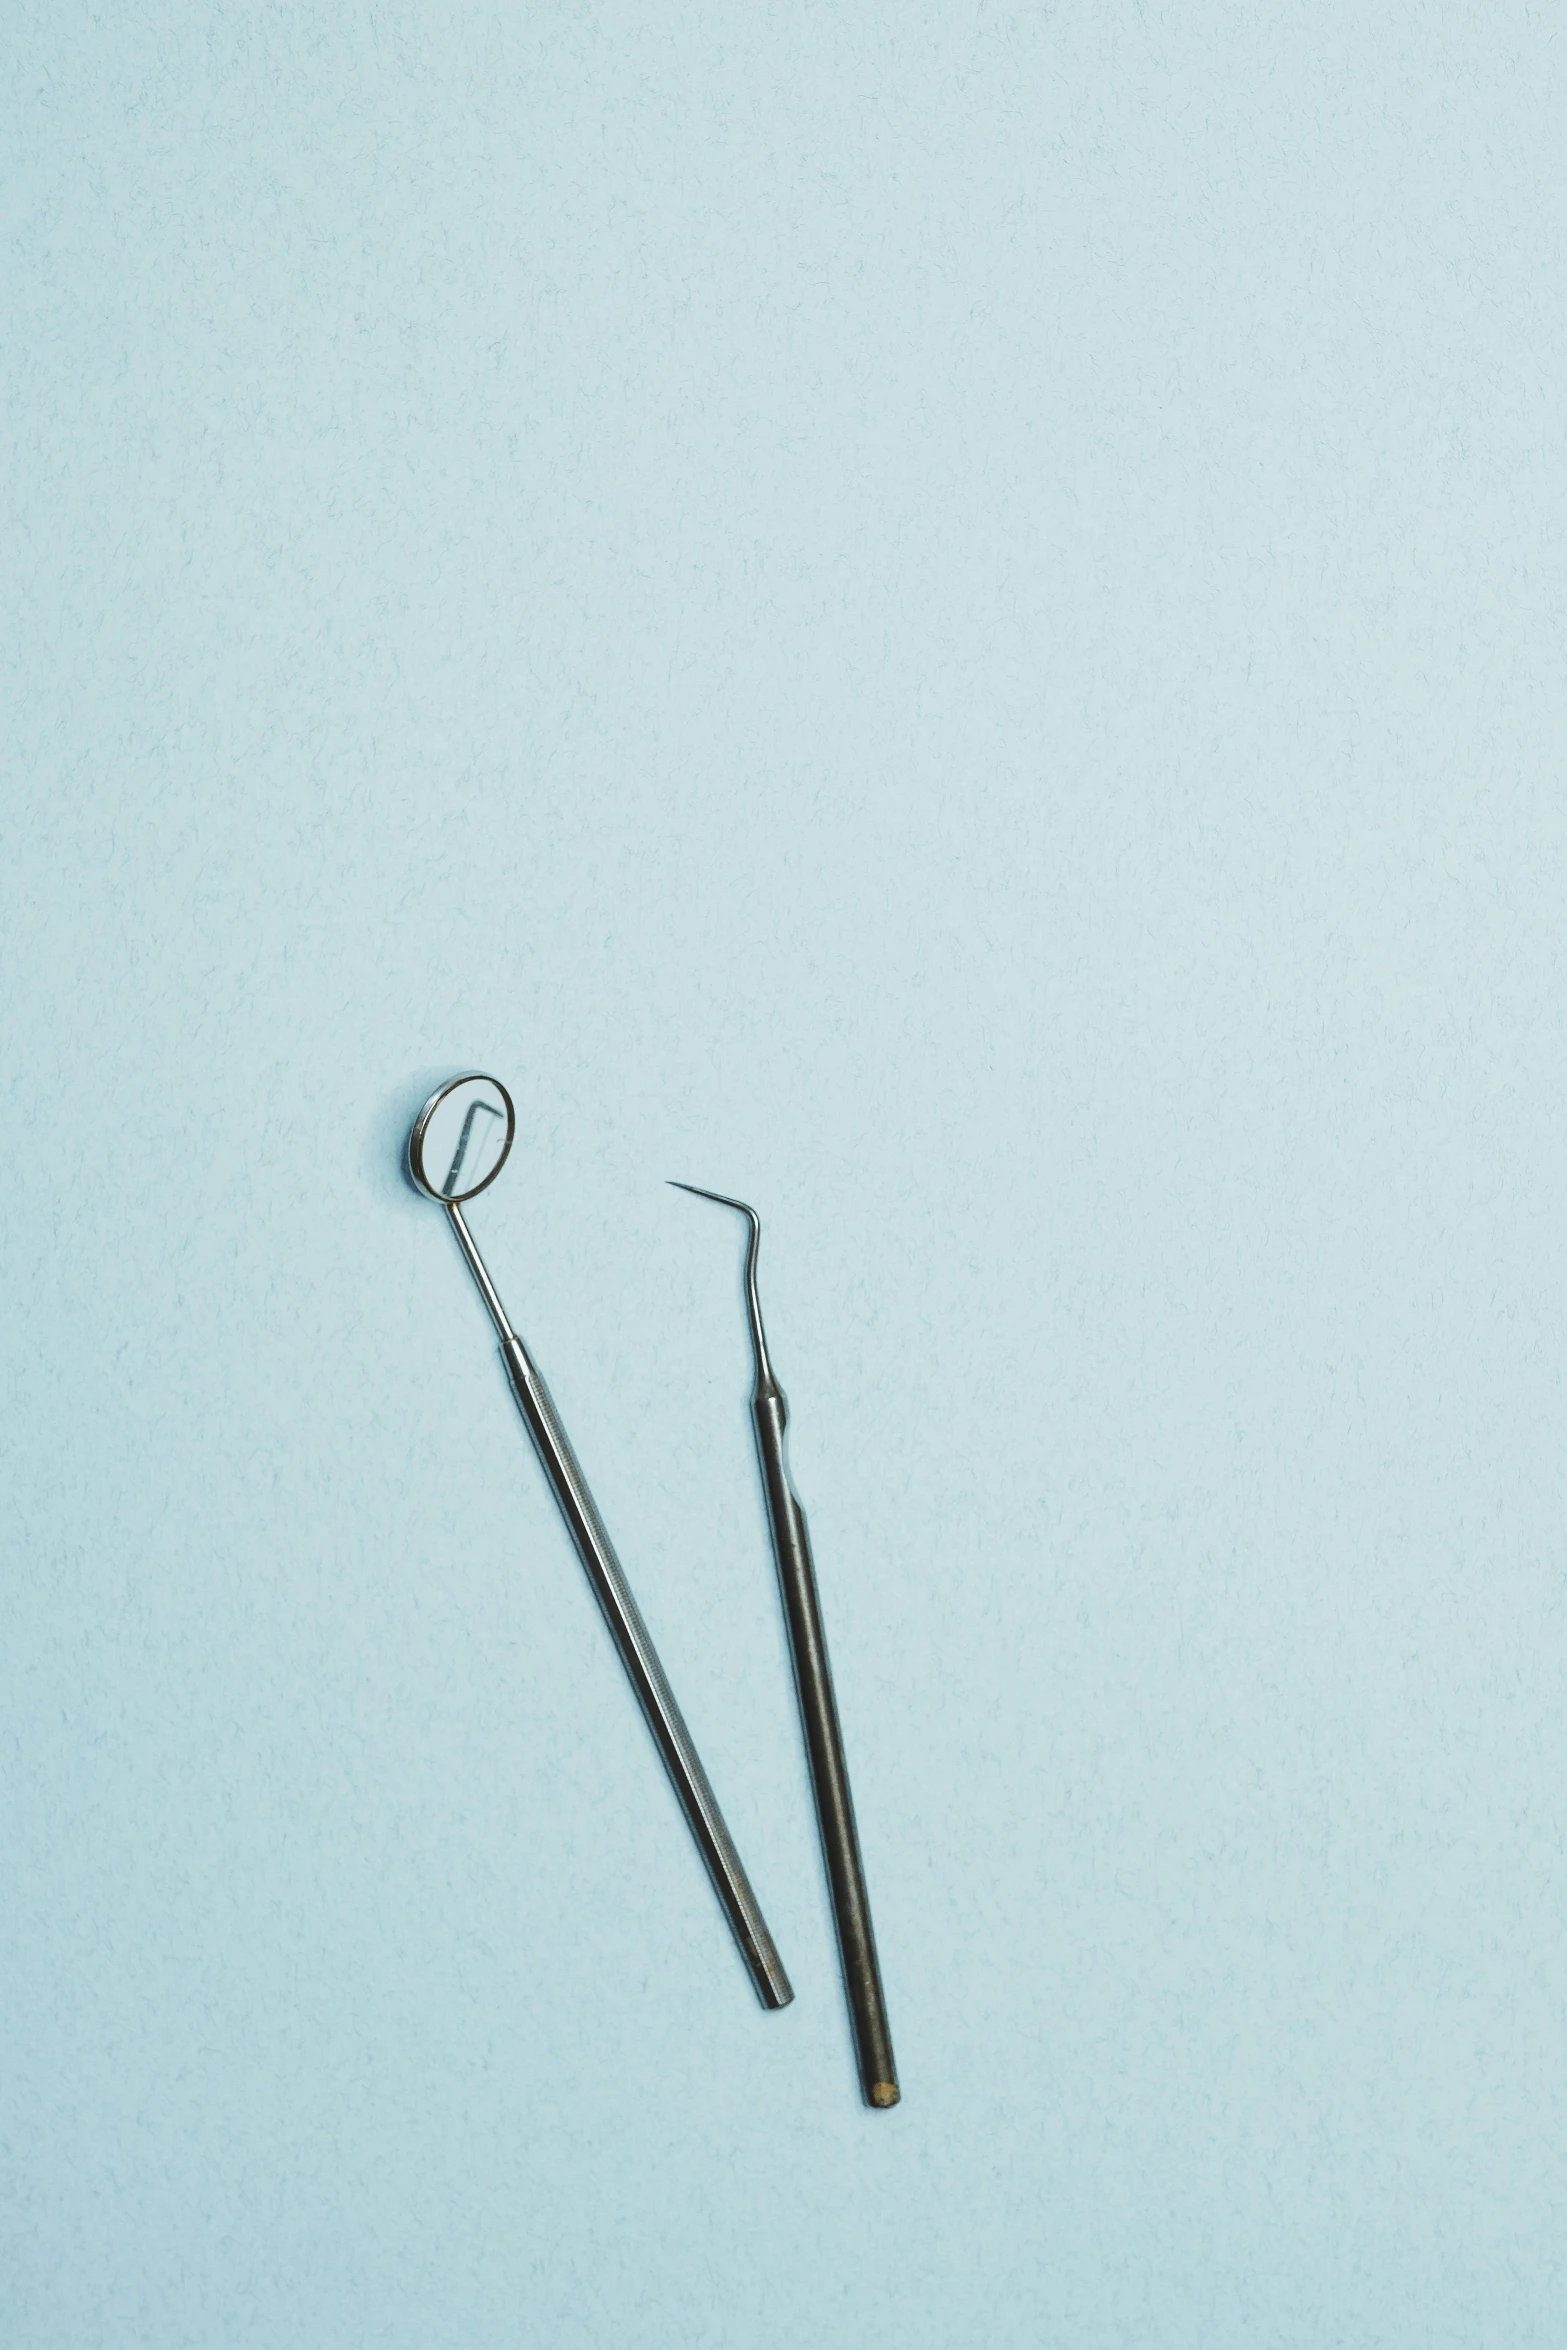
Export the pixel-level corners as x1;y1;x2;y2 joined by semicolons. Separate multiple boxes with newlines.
408;1073;515;1201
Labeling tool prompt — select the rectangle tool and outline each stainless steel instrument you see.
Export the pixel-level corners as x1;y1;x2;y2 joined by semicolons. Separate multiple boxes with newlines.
672;1183;899;2105
407;1075;793;2011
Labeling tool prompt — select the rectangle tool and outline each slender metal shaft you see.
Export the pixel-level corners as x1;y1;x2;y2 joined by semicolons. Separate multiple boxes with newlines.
672;1186;899;2106
445;1200;793;2011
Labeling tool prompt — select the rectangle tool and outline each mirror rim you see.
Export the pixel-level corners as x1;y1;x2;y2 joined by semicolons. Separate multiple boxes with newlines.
407;1072;516;1203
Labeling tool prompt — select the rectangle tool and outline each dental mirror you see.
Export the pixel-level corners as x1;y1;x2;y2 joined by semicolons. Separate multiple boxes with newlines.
407;1072;515;1202
403;1072;792;2012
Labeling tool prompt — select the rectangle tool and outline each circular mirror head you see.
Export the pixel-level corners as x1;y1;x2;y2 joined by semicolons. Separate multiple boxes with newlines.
407;1073;515;1202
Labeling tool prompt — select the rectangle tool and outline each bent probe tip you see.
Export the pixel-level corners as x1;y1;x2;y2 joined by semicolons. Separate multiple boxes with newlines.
669;1183;772;1389
667;1178;758;1222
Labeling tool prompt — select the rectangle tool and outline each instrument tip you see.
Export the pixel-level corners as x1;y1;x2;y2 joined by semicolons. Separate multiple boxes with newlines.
667;1180;760;1225
869;2082;901;2108
670;1180;773;1387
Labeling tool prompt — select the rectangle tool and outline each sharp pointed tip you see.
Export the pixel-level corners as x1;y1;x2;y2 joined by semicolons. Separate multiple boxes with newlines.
668;1179;758;1219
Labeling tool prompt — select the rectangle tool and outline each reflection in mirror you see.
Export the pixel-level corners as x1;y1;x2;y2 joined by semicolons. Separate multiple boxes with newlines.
408;1074;515;1202
445;1097;503;1193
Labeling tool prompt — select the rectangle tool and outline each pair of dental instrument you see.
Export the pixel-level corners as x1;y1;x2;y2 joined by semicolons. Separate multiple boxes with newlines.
406;1073;897;2106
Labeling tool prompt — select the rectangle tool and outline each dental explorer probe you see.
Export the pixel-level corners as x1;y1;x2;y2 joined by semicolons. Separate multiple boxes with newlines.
407;1076;793;2010
672;1184;899;2105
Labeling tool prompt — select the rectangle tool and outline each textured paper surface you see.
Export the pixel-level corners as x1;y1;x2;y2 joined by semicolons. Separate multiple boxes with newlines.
4;8;1567;2344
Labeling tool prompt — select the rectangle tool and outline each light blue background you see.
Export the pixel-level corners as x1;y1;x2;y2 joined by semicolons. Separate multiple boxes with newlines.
4;6;1566;2343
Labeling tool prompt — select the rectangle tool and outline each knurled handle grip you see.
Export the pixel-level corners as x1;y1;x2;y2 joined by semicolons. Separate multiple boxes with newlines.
752;1388;898;2104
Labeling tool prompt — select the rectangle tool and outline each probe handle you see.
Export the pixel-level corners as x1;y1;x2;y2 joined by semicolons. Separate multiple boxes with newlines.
751;1387;899;2107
